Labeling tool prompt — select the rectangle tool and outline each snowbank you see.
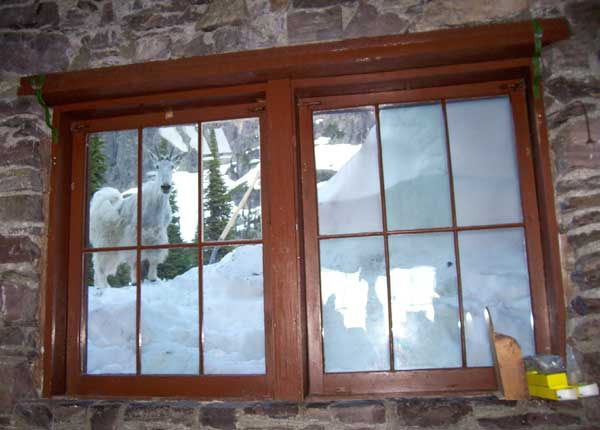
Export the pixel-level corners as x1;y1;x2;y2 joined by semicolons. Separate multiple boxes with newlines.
87;245;265;375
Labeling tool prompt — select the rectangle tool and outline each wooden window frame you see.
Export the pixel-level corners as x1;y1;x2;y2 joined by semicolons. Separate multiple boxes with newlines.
68;103;273;398
20;18;569;401
300;79;548;397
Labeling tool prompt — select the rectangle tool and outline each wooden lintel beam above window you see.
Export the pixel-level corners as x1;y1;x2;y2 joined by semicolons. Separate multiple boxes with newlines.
18;18;568;106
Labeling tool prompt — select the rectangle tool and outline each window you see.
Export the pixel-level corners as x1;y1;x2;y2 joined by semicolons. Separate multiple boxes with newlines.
29;19;568;400
67;104;274;397
299;81;549;395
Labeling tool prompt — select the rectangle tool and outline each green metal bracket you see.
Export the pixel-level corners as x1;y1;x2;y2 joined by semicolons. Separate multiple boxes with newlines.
30;74;58;144
532;19;543;99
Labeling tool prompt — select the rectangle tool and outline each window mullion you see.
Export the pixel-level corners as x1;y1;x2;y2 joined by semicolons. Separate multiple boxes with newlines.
374;105;396;372
197;121;205;375
441;99;468;368
136;127;143;375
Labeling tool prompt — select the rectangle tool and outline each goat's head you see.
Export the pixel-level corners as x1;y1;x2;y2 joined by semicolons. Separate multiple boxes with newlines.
148;146;185;194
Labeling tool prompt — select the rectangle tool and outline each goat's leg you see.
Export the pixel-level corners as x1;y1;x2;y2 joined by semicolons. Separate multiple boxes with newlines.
129;260;137;285
147;261;158;282
92;254;110;289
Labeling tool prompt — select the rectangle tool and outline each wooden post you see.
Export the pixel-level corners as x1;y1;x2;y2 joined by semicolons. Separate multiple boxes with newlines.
486;307;530;400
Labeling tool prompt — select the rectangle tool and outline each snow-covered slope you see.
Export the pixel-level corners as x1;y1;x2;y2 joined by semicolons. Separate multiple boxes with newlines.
87;245;265;375
88;99;534;374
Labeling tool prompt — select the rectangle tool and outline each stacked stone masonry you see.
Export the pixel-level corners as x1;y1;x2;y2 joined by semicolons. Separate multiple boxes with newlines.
0;0;598;429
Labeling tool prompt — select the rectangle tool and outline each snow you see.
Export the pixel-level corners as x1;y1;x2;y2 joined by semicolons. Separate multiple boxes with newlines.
88;97;535;375
87;244;265;375
314;142;360;173
201;128;231;155
172;171;199;243
159;125;198;152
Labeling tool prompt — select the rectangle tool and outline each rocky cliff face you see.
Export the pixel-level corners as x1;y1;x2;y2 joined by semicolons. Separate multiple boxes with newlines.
1;0;599;429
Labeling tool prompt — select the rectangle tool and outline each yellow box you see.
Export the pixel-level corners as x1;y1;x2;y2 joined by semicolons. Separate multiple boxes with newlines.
526;371;568;388
528;384;578;401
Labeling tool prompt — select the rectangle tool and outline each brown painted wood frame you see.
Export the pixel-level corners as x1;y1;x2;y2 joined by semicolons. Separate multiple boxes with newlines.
66;102;276;399
18;19;567;106
37;18;568;400
299;79;551;397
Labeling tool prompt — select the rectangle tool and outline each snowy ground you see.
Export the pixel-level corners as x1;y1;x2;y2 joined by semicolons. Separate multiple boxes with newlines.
87;245;265;375
88;101;535;374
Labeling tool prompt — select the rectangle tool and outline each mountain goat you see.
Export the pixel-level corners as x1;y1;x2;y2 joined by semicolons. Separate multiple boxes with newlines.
89;148;183;288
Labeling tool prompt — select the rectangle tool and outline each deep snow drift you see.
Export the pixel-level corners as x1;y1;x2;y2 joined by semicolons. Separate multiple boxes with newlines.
87;245;265;375
88;99;535;374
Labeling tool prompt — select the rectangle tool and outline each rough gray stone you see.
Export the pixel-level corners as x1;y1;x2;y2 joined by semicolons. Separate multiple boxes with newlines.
582;351;600;382
293;0;352;8
571;254;600;291
565;0;600;44
343;2;407;38
51;402;89;429
560;193;600;213
0;168;43;193
0;2;59;30
0;360;35;411
123;402;197;427
271;0;288;11
546;76;600;105
135;35;172;61
570;210;600;229
288;6;343;44
214;27;244;53
1;282;38;323
0;326;38;351
124;10;183;32
0;235;41;264
14;402;50;429
101;2;115;25
396;399;472;427
200;405;236;430
331;400;385;424
0;140;42;168
0;195;43;223
582;397;600;425
0;116;47;140
182;35;214;57
0;98;39;116
244;402;299;418
572;296;600;316
478;412;581;428
412;0;531;32
0;32;70;74
90;403;121;430
569;229;600;252
197;0;247;31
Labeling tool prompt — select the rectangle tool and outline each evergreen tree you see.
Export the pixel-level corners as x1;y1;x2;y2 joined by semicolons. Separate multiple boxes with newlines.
87;136;108;287
151;137;196;280
88;135;108;195
157;188;196;279
203;127;232;263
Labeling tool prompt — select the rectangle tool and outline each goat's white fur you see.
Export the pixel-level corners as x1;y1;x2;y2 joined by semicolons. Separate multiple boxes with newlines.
89;156;178;288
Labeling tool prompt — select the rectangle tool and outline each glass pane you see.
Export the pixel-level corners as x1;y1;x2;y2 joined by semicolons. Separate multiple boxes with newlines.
203;244;265;374
141;248;199;374
202;119;262;242
320;236;390;373
313;108;382;235
459;228;534;367
86;130;138;248
447;97;523;226
380;103;452;230
85;251;136;374
389;233;461;370
142;125;198;246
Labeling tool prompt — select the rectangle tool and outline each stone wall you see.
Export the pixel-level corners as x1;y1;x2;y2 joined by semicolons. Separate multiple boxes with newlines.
0;0;598;429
